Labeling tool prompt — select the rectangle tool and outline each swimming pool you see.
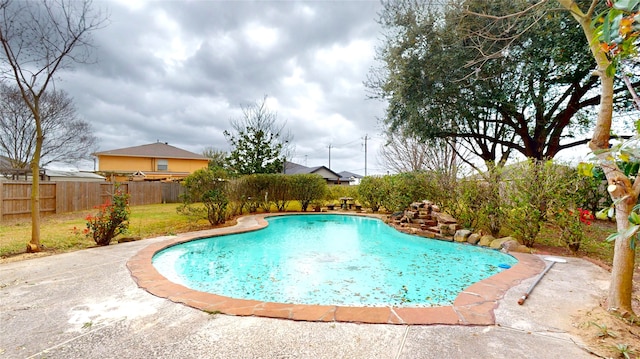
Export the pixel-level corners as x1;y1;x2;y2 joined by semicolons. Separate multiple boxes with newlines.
152;214;517;307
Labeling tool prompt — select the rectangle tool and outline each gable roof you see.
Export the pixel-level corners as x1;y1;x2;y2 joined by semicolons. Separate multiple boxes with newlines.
284;161;342;178
94;142;207;160
338;170;363;179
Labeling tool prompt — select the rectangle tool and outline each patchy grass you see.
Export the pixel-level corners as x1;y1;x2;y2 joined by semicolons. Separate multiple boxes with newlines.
0;203;211;259
535;219;618;264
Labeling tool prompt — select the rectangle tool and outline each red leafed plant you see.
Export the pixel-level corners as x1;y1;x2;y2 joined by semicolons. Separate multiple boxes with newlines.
85;185;130;246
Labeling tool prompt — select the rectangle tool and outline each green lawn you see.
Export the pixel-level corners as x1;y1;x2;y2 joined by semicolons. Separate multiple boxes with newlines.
0;203;212;258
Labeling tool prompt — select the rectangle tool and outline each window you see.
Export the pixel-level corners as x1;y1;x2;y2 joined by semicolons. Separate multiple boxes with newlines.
157;159;168;171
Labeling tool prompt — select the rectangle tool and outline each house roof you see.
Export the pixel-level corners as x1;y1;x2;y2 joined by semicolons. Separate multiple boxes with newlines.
45;169;106;180
283;161;343;179
338;170;363;179
94;142;207;160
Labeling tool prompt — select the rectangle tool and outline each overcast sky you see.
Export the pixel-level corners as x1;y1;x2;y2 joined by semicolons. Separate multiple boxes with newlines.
54;0;388;175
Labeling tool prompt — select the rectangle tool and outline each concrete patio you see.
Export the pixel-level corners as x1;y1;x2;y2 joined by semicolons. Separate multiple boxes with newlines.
0;216;610;358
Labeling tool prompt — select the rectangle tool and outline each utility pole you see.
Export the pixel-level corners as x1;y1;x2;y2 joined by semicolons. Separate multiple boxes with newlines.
363;134;369;176
328;144;332;169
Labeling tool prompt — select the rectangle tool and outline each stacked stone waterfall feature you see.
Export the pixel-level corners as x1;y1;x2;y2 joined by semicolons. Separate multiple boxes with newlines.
385;200;530;253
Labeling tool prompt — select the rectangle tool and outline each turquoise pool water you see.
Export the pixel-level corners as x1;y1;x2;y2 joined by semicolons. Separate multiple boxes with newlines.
152;214;517;307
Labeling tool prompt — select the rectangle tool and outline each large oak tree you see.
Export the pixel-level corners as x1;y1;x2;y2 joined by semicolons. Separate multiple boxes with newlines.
369;0;637;169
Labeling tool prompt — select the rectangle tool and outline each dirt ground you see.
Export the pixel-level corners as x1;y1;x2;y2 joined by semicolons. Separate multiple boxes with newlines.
533;244;640;358
570;302;640;358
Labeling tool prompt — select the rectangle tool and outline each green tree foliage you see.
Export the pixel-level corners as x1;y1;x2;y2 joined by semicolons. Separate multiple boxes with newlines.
241;174;275;212
594;0;640;75
369;0;636;168
224;97;291;176
379;172;433;212
357;176;387;212
225;126;284;175
289;174;328;211
178;168;229;225
501;160;584;247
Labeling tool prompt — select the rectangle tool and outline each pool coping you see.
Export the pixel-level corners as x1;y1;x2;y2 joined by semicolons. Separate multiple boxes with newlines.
127;212;545;325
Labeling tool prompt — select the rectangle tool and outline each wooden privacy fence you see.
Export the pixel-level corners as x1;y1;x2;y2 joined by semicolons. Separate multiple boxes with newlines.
0;181;183;222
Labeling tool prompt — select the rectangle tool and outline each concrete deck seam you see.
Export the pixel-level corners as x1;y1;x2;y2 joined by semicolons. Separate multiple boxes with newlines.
495;324;576;343
25;318;126;359
394;325;410;359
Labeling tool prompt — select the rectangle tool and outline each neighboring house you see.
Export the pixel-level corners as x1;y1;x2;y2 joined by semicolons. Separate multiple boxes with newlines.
43;169;106;182
94;142;209;182
284;161;352;186
338;171;364;186
0;155;44;181
0;155;106;182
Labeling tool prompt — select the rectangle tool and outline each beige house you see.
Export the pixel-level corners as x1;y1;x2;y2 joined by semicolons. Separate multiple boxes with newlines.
94;142;209;182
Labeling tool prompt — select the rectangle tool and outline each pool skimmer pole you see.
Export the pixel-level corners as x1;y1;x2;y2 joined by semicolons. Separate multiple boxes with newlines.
517;257;567;305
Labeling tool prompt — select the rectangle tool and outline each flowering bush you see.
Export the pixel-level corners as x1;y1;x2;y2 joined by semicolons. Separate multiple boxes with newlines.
553;208;593;253
85;185;130;246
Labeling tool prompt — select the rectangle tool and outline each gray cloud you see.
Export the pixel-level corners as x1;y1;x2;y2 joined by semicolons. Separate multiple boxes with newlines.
55;0;387;174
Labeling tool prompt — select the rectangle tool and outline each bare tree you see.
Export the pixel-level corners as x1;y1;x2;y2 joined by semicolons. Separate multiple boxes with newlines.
202;146;227;170
379;131;459;178
0;0;107;252
229;95;294;156
0;84;97;170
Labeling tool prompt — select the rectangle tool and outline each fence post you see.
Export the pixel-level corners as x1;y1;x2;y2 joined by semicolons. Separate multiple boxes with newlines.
0;182;3;221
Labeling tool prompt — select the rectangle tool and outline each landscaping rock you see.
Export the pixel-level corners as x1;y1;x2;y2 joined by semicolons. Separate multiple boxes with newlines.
478;234;495;247
498;237;520;252
439;224;453;236
454;229;472;242
489;237;512;249
467;233;481;245
405;210;418;219
434;212;457;224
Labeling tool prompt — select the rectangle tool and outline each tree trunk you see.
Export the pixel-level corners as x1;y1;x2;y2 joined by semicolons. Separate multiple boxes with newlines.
27;103;43;253
609;195;637;316
560;0;638;316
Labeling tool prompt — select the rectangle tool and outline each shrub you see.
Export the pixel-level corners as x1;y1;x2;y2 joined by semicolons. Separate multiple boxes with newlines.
178;168;230;225
574;167;611;214
327;184;358;203
357;176;386;212
552;208;593;252
85;185;130;246
502;160;580;247
270;174;291;211
289;174;327;211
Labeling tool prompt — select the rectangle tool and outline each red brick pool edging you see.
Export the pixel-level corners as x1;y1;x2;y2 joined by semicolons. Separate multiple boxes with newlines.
126;213;545;325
